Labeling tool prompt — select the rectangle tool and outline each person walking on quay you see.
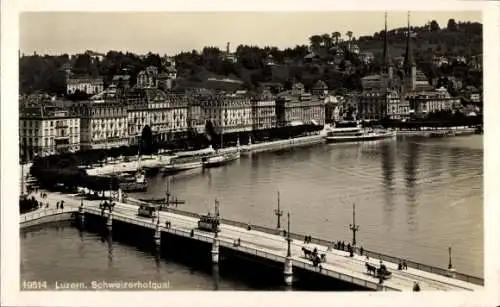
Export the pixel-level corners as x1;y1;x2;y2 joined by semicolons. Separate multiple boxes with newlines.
398;260;403;270
403;260;408;270
360;246;364;256
60;201;64;210
56;202;59;210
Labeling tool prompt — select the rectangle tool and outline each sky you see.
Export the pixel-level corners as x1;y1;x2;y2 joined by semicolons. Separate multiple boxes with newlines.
19;11;481;56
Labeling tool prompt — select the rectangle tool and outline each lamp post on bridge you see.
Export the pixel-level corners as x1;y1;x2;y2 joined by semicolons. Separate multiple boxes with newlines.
349;203;359;247
214;198;220;238
286;211;291;257
448;246;453;270
274;191;283;230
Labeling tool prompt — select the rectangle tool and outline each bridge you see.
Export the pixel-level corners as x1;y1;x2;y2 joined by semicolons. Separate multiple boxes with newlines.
20;190;483;292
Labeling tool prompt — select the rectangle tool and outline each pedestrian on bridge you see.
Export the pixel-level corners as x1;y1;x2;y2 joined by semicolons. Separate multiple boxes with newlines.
413;282;420;291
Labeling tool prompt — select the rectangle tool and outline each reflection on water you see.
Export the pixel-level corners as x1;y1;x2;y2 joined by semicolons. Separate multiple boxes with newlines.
140;135;483;277
22;135;483;286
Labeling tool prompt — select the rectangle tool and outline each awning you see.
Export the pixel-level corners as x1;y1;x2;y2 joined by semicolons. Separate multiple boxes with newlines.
311;120;319;126
290;121;303;126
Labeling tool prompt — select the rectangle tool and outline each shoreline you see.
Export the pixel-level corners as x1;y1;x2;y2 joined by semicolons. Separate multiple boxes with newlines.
22;128;481;177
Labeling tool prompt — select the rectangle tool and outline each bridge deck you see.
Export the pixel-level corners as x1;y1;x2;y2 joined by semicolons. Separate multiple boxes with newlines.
22;190;482;292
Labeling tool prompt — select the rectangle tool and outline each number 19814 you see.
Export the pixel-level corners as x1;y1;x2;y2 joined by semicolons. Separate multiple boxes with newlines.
22;280;48;290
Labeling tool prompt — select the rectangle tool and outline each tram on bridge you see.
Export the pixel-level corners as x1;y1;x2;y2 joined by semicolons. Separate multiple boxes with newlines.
197;214;220;233
137;203;160;218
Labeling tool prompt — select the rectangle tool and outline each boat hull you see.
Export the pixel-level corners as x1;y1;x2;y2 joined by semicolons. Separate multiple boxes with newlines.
202;152;240;168
162;162;203;173
325;132;396;143
119;182;148;192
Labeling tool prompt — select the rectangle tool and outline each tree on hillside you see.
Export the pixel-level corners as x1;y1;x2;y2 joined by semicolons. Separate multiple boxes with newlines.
331;32;341;45
309;35;323;52
430;20;440;32
447;19;458;31
321;33;333;49
346;31;353;42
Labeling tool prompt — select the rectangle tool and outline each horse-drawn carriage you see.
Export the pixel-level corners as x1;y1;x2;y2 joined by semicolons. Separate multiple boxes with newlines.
302;246;326;267
365;262;392;280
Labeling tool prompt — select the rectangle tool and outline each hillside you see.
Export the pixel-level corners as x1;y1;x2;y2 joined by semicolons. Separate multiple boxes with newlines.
19;19;482;95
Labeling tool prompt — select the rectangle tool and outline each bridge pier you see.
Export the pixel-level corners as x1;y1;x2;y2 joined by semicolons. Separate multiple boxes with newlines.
211;237;220;264
154;219;161;246
284;256;293;286
106;211;113;229
78;202;85;225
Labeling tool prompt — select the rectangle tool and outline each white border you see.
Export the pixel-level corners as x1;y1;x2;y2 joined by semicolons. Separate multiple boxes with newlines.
2;1;499;307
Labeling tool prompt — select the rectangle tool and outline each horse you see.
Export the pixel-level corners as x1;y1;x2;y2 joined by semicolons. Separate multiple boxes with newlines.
302;247;313;258
365;263;377;276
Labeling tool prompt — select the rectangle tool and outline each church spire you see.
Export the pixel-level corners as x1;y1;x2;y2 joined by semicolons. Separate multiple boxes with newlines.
383;12;390;69
403;11;415;73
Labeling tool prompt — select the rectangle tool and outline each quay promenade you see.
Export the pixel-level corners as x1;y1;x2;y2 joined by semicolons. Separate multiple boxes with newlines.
20;190;483;292
85;134;324;176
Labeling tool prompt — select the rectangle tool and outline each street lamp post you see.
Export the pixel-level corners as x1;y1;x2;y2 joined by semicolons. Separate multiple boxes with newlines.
274;191;283;230
286;212;291;257
349;203;359;247
214;198;220;238
448;246;453;270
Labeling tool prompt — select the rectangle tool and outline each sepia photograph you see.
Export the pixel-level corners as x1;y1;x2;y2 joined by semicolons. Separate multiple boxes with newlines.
2;1;500;307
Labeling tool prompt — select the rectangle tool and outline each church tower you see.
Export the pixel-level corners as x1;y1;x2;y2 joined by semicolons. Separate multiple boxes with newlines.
403;11;417;92
383;12;394;89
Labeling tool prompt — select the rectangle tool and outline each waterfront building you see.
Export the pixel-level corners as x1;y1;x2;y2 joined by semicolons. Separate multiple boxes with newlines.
19;105;80;161
324;95;345;123
126;88;189;144
462;86;482;104
66;77;104;95
187;96;205;134
201;93;253;134
136;66;159;89
356;91;389;120
71;100;128;150
251;89;276;131
406;87;457;115
275;83;325;127
469;55;482;71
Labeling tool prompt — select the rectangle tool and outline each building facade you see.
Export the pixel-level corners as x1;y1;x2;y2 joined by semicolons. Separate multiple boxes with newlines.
407;87;458;115
71;101;128;150
127;89;189;144
136;66;159;89
200;94;253;134
275;83;325;127
251;90;276;131
66;77;104;95
20;106;80;161
357;91;392;120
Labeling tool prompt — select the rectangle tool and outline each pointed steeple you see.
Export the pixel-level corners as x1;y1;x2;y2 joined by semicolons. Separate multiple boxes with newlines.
403;11;415;74
383;12;390;69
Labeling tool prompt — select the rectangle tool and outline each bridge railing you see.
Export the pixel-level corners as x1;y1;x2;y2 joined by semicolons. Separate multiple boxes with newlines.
122;198;484;286
360;249;484;286
20;208;76;223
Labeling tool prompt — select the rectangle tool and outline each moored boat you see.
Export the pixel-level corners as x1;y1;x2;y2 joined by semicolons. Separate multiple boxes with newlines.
119;170;147;192
161;146;216;174
322;124;395;143
202;150;240;168
119;150;148;192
